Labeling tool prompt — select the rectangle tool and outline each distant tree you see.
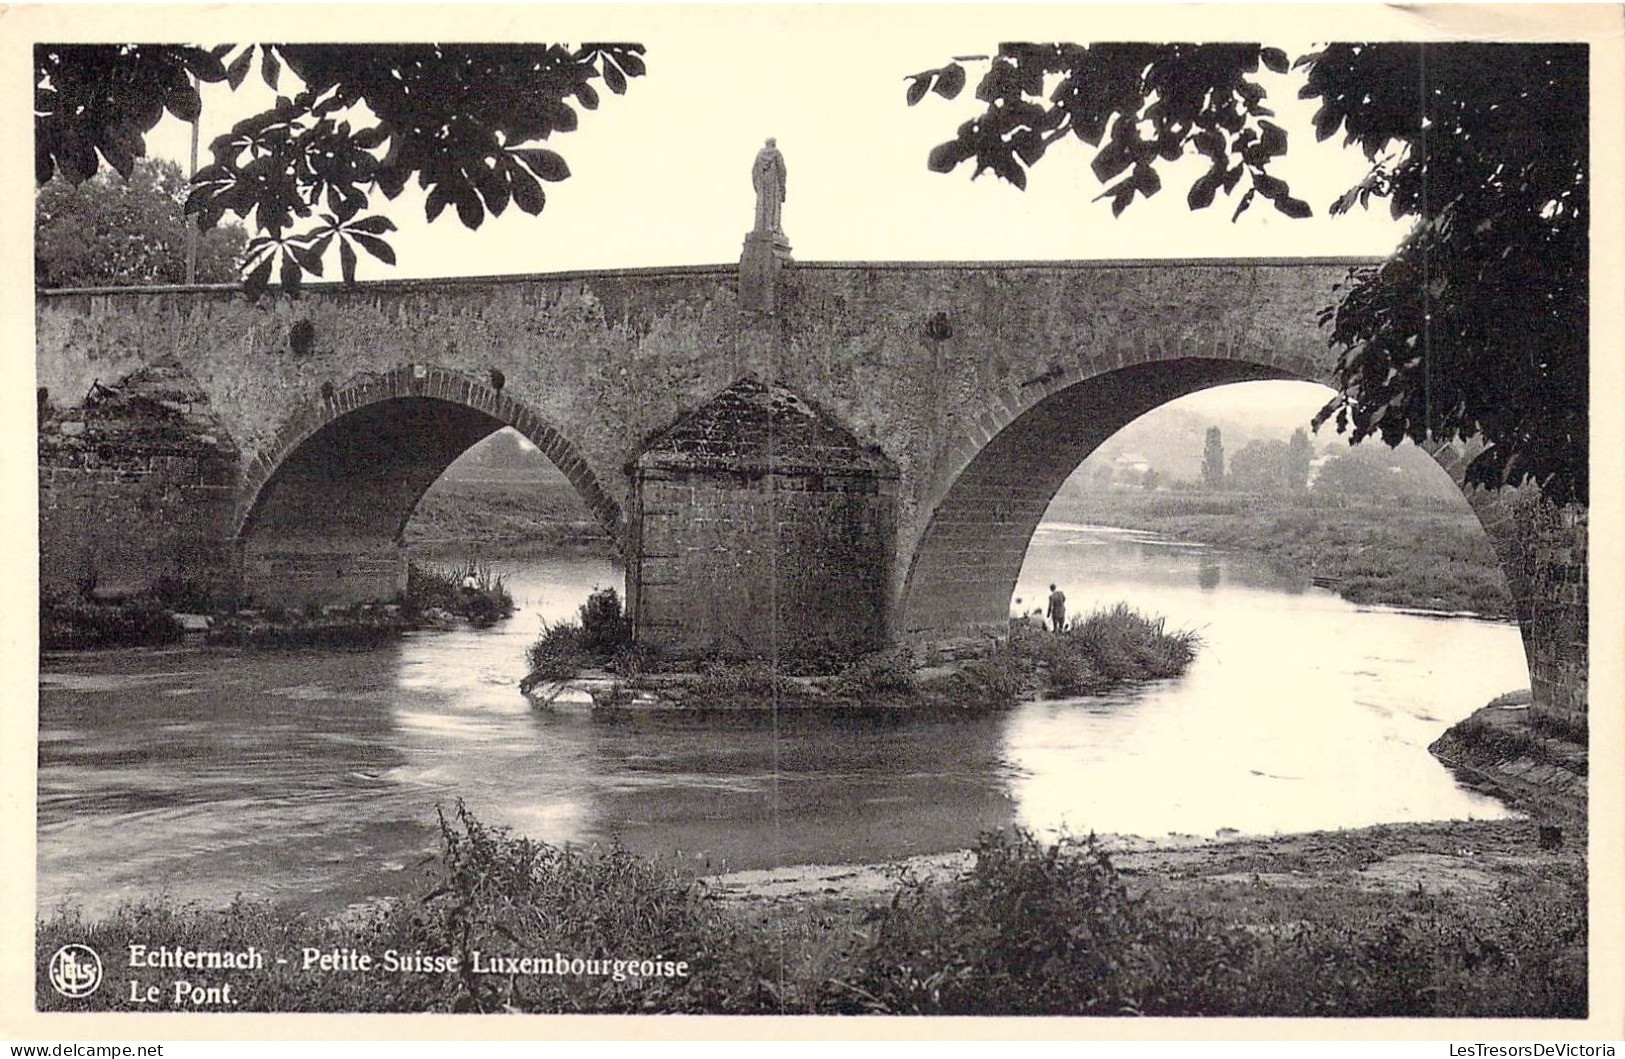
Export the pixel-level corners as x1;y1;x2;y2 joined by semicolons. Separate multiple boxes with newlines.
1201;426;1225;489
1311;448;1408;501
1228;439;1292;494
903;42;1587;503
1286;428;1313;493
35;43;646;293
1074;461;1115;493
36;158;247;288
1142;467;1160;492
1312;444;1463;504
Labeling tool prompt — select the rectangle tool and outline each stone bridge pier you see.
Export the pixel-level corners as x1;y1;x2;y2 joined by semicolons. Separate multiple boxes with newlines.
35;257;1588;725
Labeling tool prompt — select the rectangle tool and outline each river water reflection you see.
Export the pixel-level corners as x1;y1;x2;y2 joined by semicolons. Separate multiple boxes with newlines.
38;527;1523;917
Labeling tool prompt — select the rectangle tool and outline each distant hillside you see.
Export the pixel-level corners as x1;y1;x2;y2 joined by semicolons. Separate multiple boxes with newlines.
437;428;572;484
408;429;602;550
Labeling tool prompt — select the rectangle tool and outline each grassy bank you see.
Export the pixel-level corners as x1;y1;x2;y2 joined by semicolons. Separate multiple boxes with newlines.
45;560;515;651
1429;692;1588;824
1047;490;1512;618
204;562;513;648
40;593;182;650
519;594;1199;711
407;475;614;555
37;806;1584;1016
400;559;514;627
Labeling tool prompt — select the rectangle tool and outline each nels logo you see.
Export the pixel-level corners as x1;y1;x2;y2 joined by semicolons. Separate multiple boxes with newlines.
47;944;103;999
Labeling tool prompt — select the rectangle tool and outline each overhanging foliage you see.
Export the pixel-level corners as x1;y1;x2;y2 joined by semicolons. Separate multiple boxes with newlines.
906;42;1587;503
35;42;646;293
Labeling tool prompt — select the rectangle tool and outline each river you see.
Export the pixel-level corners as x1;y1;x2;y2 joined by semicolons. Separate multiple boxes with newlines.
37;525;1524;918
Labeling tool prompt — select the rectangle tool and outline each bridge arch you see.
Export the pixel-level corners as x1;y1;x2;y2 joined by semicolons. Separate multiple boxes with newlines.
896;355;1523;657
236;363;623;605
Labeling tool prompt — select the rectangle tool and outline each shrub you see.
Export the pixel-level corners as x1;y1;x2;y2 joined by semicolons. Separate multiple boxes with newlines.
609;640;662;679
40;594;182;650
36;813;1587;1017
1064;604;1200;682
995;605;1200;698
1020;629;1106;695
521;621;596;690
576;587;631;654
821;827;1587;1018
827;649;920;701
824;828;1164;1014
404;559;513;626
521;587;632;691
391;803;784;1013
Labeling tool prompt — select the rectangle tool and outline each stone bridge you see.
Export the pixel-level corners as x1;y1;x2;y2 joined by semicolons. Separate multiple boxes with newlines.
35;258;1587;721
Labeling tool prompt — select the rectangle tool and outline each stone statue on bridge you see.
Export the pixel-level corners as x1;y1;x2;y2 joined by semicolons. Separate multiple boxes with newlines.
751;138;787;236
741;138;792;312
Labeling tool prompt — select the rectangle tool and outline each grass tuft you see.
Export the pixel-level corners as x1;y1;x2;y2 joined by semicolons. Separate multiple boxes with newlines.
403;559;514;627
521;587;633;692
1001;604;1202;698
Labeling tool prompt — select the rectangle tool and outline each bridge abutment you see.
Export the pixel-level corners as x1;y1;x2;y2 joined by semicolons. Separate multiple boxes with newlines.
38;359;240;603
1467;489;1589;729
629;378;898;661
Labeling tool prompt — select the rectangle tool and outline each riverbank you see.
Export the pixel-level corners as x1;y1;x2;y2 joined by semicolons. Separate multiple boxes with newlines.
1429;690;1588;825
1043;490;1513;618
710;815;1574;906
40;559;515;651
407;474;615;556
37;806;1584;1017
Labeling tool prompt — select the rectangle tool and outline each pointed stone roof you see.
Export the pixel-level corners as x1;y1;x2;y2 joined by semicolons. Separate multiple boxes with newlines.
636;376;895;476
39;355;236;461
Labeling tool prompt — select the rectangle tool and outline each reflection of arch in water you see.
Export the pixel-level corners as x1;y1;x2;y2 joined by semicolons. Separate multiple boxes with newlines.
1197;556;1221;592
896;362;1526;685
236;364;624;605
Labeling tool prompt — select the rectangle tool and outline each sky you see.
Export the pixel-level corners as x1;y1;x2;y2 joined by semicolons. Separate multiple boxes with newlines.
127;6;1450;435
137;10;1423;279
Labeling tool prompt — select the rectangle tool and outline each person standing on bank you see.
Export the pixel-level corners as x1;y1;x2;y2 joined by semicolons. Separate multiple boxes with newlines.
1047;584;1067;632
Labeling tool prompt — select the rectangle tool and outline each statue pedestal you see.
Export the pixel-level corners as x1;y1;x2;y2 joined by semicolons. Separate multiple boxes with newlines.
740;230;793;314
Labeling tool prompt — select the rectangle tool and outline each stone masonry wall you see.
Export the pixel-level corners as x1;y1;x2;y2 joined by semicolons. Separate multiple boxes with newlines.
37;364;238;601
35;261;1364;610
632;468;895;660
1468;488;1589;726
